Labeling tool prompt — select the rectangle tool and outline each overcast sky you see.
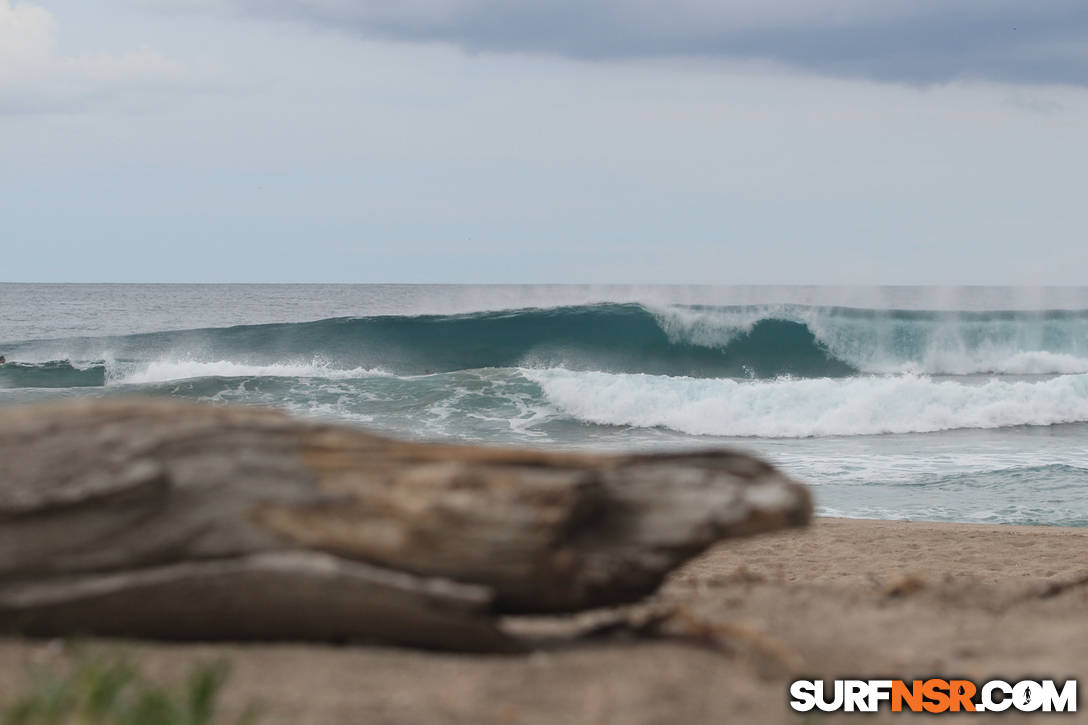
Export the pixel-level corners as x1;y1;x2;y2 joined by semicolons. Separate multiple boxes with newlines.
2;0;1086;283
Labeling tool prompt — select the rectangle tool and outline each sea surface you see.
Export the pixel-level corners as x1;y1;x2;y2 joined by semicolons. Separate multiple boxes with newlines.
2;284;1087;527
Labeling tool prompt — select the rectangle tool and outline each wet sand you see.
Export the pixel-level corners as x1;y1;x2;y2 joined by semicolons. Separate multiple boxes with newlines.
2;518;1086;724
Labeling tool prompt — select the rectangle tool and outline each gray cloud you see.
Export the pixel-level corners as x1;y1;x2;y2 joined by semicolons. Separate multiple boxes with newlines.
221;0;1088;86
0;0;195;115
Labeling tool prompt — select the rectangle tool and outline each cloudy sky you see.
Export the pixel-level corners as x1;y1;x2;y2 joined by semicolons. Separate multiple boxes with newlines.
2;0;1086;283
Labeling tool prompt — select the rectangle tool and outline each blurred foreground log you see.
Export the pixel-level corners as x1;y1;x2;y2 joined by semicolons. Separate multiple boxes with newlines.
0;399;810;650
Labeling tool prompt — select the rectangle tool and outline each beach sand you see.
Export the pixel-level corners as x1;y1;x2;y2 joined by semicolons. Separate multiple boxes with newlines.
2;517;1085;723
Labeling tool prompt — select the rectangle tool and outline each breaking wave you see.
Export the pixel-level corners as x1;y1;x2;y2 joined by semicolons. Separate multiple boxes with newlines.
5;302;1088;382
524;369;1088;437
116;359;390;385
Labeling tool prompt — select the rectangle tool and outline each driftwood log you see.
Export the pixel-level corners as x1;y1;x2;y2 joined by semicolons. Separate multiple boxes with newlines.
0;399;810;650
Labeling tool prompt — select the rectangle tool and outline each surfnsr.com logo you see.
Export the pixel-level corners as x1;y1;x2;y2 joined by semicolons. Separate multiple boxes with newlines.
790;679;1077;714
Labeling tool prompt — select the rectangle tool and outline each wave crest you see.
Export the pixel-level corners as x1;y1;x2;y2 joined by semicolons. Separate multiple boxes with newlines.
648;304;1088;376
6;302;1088;382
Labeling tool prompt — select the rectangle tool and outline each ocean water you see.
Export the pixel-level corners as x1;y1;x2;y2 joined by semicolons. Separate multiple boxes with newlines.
2;283;1087;527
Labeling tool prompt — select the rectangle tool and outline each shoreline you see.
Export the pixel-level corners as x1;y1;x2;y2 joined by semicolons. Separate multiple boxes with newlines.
3;517;1086;724
818;514;1087;529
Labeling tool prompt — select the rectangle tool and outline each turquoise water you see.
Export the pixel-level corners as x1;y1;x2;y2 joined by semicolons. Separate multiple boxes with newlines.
2;284;1087;526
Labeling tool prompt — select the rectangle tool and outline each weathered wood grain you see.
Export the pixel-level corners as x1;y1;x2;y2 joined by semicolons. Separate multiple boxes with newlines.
0;398;810;648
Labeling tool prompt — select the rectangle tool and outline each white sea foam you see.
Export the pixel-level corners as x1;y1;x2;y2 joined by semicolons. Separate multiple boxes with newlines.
522;368;1088;438
878;350;1088;376
112;359;390;385
646;303;1088;375
646;304;760;347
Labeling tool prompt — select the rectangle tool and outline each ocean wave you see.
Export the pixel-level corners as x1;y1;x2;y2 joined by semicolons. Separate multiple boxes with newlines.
523;368;1088;437
0;360;106;388
647;303;1088;375
113;359;390;385
5;302;1088;382
0;357;391;389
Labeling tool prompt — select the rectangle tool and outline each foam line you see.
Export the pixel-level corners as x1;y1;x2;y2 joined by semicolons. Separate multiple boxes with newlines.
524;368;1088;437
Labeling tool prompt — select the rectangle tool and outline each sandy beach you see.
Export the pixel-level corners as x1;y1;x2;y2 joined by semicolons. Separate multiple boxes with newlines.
2;517;1085;724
